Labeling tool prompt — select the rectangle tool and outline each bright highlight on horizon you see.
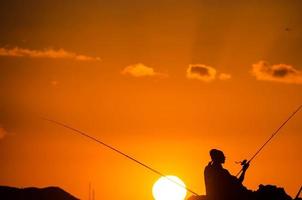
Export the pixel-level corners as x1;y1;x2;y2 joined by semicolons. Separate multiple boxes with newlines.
152;175;187;200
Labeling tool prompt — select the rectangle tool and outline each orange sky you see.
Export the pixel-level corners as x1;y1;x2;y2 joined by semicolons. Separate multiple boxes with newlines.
0;1;302;199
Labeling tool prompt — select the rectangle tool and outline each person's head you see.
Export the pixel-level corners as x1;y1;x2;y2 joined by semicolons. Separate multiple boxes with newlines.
210;149;225;164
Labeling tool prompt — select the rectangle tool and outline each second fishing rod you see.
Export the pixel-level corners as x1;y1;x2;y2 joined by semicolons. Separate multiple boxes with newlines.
42;118;200;196
236;104;302;177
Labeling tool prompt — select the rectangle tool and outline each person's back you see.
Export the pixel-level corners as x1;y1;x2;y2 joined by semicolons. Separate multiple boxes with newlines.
204;149;251;200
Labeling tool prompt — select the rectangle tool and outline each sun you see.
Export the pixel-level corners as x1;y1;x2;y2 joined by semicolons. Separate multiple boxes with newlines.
152;175;187;200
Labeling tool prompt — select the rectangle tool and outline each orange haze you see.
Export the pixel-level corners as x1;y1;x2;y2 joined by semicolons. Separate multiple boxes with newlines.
0;1;302;200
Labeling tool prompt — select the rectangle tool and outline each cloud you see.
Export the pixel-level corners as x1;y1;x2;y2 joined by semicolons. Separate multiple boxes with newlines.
251;61;302;84
187;64;216;82
0;125;8;139
122;63;165;77
186;64;231;82
218;73;232;80
0;47;101;61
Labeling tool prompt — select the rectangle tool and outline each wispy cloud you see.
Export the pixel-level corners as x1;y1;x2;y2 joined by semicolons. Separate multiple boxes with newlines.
186;64;231;82
218;73;232;80
0;125;7;140
122;63;166;78
0;47;101;61
251;61;302;84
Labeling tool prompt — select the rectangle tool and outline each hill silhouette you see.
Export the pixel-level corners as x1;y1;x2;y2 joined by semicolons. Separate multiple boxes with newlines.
0;186;79;200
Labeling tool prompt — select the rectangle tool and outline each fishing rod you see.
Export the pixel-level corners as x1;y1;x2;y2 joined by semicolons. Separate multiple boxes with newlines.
42;118;199;196
295;186;302;199
294;186;302;199
236;104;302;177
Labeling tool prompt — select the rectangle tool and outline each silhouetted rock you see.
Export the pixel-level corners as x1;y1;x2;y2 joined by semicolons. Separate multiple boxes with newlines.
0;186;79;200
255;184;292;200
187;184;301;200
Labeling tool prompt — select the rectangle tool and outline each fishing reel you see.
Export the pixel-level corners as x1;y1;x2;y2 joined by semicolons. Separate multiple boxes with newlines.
235;159;248;166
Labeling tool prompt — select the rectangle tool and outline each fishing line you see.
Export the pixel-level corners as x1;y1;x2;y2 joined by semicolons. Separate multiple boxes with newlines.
42;118;199;196
236;104;302;177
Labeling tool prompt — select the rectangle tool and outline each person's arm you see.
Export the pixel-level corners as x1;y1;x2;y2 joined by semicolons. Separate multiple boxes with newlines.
238;163;249;183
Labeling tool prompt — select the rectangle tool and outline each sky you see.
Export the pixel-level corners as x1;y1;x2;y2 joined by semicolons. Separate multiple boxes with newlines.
0;0;302;199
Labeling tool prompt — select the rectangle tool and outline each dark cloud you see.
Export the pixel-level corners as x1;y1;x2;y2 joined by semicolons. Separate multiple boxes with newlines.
251;61;302;84
186;64;216;82
186;64;231;82
272;67;296;77
190;66;210;76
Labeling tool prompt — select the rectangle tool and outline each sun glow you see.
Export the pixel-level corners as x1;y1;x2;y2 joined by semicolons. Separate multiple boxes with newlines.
152;176;187;200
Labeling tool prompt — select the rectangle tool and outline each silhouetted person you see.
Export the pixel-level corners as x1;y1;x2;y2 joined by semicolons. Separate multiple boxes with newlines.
204;149;252;200
186;149;295;200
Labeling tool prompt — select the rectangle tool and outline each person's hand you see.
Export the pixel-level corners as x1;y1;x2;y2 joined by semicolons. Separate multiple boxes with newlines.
242;162;250;171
